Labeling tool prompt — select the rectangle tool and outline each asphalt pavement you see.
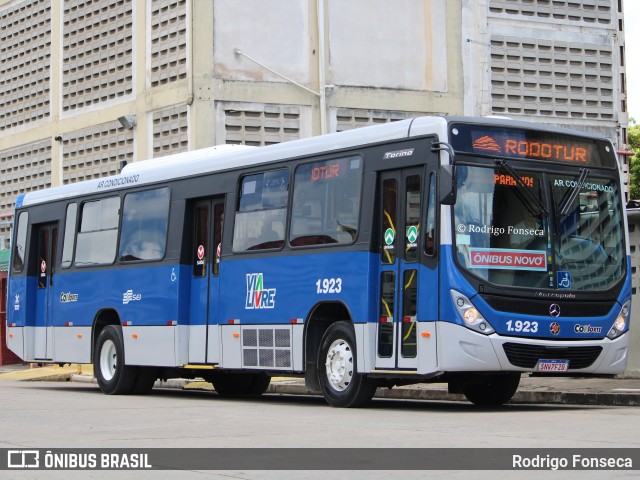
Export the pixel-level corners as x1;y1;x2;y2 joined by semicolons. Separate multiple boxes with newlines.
1;363;639;406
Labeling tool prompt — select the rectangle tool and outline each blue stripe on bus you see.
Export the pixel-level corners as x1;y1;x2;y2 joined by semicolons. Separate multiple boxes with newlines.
8;249;631;341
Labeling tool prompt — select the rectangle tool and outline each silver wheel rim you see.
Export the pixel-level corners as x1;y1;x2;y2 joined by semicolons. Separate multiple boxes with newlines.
99;339;117;381
325;338;354;392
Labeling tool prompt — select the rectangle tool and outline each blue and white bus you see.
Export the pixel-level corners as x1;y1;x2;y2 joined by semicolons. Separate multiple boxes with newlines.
6;116;631;407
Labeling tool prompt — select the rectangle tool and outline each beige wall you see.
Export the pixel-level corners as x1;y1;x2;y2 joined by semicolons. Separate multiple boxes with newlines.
463;0;628;152
0;0;464;240
208;0;463;138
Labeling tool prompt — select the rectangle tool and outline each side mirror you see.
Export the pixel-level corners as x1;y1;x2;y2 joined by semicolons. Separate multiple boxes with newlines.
439;164;457;205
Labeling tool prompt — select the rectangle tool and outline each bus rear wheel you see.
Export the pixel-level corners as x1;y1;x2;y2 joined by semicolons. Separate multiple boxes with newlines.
462;373;520;406
317;321;377;408
93;325;137;395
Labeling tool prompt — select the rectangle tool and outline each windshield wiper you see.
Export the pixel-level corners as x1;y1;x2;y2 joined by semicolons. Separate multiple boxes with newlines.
558;168;589;218
496;159;548;217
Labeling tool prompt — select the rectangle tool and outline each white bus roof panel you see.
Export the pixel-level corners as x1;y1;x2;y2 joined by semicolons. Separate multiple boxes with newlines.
20;117;448;207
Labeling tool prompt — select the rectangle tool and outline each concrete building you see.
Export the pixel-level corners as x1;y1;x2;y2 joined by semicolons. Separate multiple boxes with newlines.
0;0;466;244
0;0;629;241
0;0;636;368
463;0;630;189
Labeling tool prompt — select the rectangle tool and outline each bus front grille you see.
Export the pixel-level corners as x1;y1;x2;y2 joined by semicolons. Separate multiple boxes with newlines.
503;343;603;369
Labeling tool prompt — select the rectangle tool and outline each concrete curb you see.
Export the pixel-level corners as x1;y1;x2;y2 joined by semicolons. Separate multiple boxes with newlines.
70;374;97;384
510;390;640;407
0;365;80;382
8;371;640;407
266;382;640;407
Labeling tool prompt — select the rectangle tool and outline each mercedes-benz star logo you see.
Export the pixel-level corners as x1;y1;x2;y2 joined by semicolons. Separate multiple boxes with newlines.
549;304;561;317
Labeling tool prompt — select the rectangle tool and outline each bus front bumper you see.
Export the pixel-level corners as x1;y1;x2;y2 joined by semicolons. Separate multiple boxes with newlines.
436;321;628;375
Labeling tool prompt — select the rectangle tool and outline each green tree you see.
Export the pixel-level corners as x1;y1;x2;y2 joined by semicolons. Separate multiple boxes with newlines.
629;119;640;200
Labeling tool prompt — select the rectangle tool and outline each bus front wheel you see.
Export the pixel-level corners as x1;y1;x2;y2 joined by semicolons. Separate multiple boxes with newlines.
93;325;137;395
462;373;520;406
317;321;377;408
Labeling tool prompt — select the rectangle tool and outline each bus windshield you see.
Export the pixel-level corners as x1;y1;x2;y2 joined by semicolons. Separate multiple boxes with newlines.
453;165;625;291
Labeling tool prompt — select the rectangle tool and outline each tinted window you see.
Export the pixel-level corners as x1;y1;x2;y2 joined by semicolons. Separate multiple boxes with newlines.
11;211;28;273
233;169;289;251
75;197;120;266
118;188;170;262
61;203;77;268
381;178;397;264
425;173;436;256
404;175;421;262
454;166;548;288
551;175;624;290
290;156;362;246
453;165;625;292
193;204;209;277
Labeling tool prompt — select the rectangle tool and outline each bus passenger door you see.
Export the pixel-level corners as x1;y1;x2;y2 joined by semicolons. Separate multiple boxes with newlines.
190;197;225;364
376;169;427;371
34;223;58;360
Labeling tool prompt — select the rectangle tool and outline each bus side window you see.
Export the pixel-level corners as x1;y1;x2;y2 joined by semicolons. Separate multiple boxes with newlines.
233;169;289;252
213;202;224;276
425;173;436;256
193;204;208;278
381;178;397;264
75;197;120;266
404;174;421;263
11;211;29;273
61;203;77;268
290;156;362;247
118;188;170;262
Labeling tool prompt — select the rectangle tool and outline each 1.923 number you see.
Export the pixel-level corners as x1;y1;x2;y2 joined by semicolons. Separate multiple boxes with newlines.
316;278;342;294
506;320;538;333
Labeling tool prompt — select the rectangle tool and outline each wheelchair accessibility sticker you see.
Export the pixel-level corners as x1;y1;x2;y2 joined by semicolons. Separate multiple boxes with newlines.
557;271;572;289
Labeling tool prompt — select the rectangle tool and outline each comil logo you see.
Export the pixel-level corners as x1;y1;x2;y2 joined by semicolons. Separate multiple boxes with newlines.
60;292;79;303
245;273;276;309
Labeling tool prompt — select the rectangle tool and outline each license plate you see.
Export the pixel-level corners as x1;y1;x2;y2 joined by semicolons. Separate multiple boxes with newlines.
536;359;569;372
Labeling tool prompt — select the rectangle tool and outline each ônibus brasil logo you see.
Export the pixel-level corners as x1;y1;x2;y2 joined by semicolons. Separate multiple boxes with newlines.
245;273;276;309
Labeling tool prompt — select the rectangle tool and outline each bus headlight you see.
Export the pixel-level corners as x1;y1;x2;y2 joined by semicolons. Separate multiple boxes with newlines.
451;290;495;335
607;301;630;340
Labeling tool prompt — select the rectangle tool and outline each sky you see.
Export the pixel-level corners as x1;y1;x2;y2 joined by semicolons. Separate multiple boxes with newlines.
626;0;640;122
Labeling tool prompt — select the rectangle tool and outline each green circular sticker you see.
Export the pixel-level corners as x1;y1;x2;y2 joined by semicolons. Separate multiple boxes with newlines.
384;228;395;245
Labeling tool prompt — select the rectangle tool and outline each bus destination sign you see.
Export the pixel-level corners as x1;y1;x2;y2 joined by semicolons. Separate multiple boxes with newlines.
472;134;591;164
311;162;341;182
449;123;616;168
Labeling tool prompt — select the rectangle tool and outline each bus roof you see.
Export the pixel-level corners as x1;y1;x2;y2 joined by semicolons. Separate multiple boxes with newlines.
17;115;609;208
18;116;449;208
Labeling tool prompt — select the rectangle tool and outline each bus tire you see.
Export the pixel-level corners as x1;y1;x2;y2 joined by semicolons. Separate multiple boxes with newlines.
210;373;271;396
93;325;137;395
462;373;520;406
132;367;158;395
317;321;377;408
247;373;271;395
